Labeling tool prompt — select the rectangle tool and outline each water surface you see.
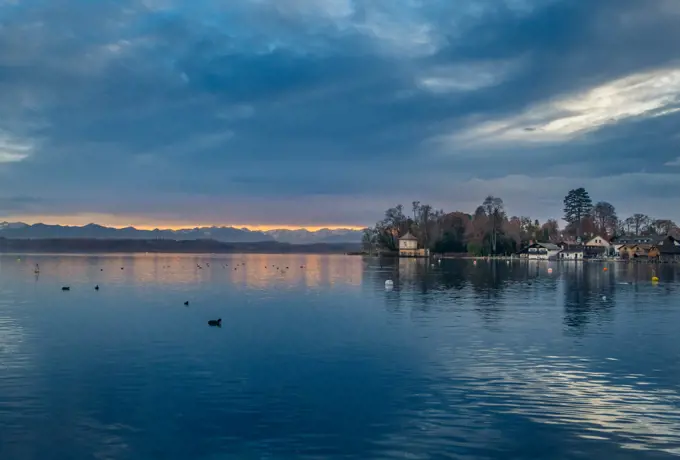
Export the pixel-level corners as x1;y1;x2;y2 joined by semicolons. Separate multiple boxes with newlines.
1;254;679;459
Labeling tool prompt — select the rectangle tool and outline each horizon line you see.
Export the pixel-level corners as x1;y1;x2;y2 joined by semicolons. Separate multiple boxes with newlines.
1;217;367;232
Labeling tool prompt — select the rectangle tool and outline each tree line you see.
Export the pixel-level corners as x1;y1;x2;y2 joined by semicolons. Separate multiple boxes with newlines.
362;188;679;256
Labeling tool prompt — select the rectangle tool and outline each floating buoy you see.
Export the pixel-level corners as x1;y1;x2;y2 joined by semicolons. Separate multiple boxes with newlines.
652;276;659;282
385;280;394;290
548;268;553;274
603;267;608;272
602;295;607;301
473;260;477;265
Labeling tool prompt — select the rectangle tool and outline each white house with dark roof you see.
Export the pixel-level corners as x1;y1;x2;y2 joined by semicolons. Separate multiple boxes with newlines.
559;246;585;260
520;242;562;260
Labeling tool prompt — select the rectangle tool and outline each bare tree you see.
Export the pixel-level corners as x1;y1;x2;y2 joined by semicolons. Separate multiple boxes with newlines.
629;213;651;236
361;228;377;253
652;219;677;235
593;201;618;236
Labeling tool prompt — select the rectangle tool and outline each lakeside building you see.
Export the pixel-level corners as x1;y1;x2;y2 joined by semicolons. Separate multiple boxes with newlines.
519;242;561;260
398;232;429;257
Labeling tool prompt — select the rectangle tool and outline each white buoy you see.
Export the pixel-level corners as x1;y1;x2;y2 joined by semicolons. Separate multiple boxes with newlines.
431;264;435;268
602;295;607;300
385;280;394;290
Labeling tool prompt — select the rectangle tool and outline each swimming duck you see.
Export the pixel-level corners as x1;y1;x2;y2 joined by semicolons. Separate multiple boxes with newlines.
62;286;70;291
208;318;222;327
184;301;189;306
95;285;99;290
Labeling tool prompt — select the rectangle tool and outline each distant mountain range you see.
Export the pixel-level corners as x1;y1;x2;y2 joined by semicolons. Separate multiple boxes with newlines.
0;222;364;244
264;228;364;244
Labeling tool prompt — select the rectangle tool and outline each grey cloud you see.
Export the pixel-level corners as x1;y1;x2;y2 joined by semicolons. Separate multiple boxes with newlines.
0;195;44;213
0;0;678;225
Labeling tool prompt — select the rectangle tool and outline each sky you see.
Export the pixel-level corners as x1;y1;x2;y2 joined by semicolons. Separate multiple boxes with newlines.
0;0;679;230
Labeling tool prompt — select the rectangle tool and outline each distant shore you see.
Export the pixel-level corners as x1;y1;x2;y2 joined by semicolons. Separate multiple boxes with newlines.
0;238;361;254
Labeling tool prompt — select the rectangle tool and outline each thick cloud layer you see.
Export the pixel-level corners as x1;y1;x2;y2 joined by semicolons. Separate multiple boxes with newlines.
0;0;679;227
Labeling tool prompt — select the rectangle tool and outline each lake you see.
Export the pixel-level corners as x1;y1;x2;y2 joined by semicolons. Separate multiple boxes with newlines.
1;254;680;460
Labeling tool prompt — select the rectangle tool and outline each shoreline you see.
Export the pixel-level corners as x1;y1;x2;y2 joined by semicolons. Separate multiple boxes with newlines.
357;253;680;264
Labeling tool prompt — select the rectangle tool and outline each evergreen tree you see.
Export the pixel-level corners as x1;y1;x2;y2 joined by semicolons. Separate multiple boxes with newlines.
563;188;593;236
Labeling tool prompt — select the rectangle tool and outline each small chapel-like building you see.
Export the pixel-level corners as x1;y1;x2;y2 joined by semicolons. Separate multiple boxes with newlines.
398;232;428;257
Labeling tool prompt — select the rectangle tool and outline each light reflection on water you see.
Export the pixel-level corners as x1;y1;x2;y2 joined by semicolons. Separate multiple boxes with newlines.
1;254;680;459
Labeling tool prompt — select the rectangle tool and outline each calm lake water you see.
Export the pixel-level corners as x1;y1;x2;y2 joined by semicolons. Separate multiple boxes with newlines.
1;254;680;460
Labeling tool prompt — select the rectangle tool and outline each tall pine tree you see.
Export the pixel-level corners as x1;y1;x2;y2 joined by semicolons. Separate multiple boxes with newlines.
563;188;593;237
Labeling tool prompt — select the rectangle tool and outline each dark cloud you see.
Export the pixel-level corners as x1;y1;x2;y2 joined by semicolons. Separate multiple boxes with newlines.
0;0;678;226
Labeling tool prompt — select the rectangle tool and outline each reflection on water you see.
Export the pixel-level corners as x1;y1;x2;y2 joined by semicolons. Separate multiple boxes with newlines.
1;254;680;459
462;351;680;455
0;253;364;288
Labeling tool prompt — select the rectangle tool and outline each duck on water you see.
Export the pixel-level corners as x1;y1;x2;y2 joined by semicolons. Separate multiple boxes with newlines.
208;318;222;327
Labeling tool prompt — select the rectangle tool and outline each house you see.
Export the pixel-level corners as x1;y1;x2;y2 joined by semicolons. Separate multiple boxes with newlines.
619;243;653;259
614;235;680;260
520;242;561;260
612;236;655;255
558;246;585;260
583;235;614;257
651;235;680;262
398;232;429;257
585;235;610;247
556;240;578;250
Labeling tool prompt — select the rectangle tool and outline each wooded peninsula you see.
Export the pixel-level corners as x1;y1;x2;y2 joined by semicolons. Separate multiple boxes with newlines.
362;188;678;256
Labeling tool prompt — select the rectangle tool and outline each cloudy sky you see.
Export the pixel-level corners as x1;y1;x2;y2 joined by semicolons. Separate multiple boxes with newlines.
0;0;679;229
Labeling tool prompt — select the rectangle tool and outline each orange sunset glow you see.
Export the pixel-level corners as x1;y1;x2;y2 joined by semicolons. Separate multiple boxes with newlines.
2;214;366;231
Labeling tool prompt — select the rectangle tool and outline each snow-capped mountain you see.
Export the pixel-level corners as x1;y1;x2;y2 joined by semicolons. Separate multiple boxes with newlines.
0;222;364;244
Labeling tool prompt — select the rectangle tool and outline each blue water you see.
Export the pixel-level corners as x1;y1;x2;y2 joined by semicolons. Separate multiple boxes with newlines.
1;254;680;459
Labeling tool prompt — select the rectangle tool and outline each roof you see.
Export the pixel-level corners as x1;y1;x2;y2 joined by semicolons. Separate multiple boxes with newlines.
586;234;610;243
399;232;417;241
654;235;679;245
561;245;585;253
614;236;655;245
528;242;560;250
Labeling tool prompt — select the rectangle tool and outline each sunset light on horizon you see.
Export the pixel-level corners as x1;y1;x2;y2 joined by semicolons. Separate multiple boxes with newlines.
1;213;367;232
